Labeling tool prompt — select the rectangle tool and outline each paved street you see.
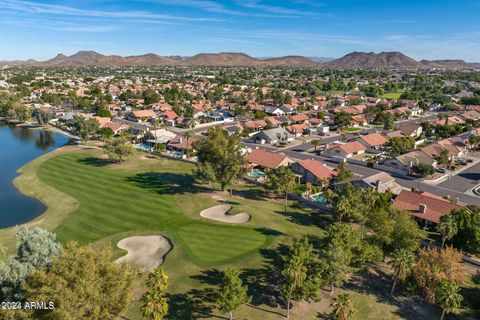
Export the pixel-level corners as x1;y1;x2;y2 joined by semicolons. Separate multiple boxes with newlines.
438;162;480;193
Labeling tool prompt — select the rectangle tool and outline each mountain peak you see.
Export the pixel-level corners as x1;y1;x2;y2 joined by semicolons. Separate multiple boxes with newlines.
328;51;420;68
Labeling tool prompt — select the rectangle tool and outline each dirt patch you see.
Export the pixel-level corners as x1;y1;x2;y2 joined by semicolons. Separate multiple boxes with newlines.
115;235;172;271
200;204;251;224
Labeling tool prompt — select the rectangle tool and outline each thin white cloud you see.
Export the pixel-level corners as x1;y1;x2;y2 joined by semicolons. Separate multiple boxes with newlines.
150;0;244;15
0;0;221;21
236;0;325;17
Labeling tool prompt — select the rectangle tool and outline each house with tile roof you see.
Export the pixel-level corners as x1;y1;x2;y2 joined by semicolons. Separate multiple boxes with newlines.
291;159;336;186
392;190;465;226
351;172;403;194
327;141;366;158
127;109;156;122
383;150;437;173
245;149;293;169
357;133;389;149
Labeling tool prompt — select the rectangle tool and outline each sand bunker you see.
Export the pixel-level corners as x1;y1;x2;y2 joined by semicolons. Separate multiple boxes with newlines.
115;235;171;271
200;204;251;224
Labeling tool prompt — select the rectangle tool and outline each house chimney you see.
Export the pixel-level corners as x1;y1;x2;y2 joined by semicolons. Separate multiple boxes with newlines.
376;180;381;191
419;203;427;213
179;137;182;143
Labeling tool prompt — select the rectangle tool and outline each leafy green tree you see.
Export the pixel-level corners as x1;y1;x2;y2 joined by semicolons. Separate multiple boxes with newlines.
323;223;381;293
436;149;450;165
98;127;114;144
334;111;352;130
468;135;479;150
330;293;356;320
267;166;296;213
24;242;136;319
411;163;435;177
141;268;169;320
194;127;246;191
388;136;415;156
280;237;325;319
105;137;135;162
383;113;394;130
215;268;251;320
437;215;458;248
390;210;426;252
449;208;480;254
437;281;463;320
331;183;363;222
96;108;112;118
0;226;60;300
388;249;414;296
143;89;161;105
13;102;31;122
69;116;100;144
334;162;353;183
32;108;52;125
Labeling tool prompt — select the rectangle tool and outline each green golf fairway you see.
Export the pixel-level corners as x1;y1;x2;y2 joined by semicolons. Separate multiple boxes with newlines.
37;152;267;264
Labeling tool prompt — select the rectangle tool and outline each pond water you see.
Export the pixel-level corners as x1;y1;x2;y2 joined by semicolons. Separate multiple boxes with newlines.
0;121;69;228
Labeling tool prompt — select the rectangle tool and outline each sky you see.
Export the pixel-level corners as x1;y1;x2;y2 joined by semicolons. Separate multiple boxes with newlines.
0;0;479;61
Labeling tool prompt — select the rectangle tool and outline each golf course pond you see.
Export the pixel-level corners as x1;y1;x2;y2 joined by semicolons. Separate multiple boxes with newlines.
0;121;69;228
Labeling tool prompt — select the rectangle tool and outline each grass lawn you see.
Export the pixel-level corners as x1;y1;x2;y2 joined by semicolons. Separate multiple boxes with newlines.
382;92;403;99
2;146;478;319
345;127;362;132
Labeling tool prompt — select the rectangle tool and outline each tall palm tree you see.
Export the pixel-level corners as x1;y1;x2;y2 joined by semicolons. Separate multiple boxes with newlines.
282;256;307;319
388;249;414;296
185;130;194;158
311;139;321;152
437;215;458;248
437;281;463;320
330;293;356;320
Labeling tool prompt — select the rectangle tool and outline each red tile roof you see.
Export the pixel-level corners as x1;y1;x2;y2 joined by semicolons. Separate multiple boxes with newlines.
245;149;291;169
392;190;465;224
244;120;268;129
329;141;366;154
132;109;156;118
163;110;178;120
289;114;309;122
358;133;388;147
297;159;336;180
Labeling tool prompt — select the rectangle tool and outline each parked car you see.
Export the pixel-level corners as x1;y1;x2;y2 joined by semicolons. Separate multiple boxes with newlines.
436;167;448;173
455;159;467;165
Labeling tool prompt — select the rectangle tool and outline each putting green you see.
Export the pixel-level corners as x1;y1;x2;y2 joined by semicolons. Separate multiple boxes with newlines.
37;152;267;264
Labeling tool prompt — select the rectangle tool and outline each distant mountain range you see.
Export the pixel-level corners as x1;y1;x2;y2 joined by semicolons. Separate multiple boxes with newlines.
0;50;477;69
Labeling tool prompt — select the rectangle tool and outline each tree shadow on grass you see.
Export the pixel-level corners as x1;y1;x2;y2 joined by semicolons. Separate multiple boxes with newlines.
274;202;332;228
241;245;288;310
234;188;269;202
77;156;114;167
343;267;441;320
167;269;225;319
254;227;285;237
126;172;207;195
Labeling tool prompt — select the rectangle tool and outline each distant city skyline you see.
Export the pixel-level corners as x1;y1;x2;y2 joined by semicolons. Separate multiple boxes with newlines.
0;0;479;61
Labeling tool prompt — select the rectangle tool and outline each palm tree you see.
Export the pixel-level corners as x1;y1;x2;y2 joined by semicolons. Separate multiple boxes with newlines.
388;249;414;296
185;130;194;158
437;215;458;248
311;139;321;152
282;256;307;319
330;293;356;320
437;281;463;320
151;118;163;149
